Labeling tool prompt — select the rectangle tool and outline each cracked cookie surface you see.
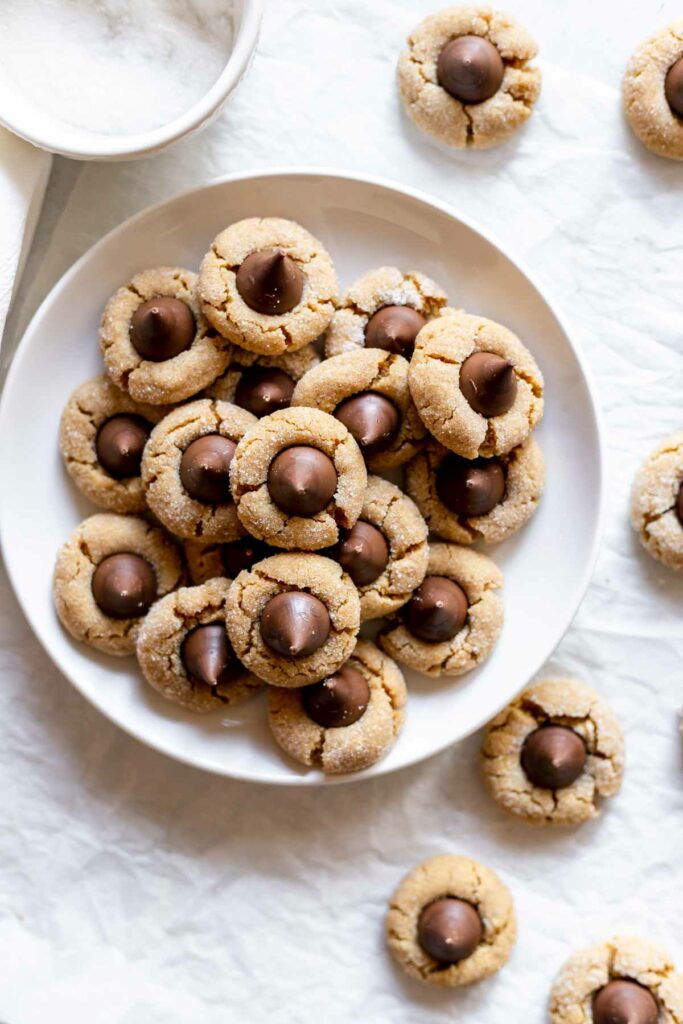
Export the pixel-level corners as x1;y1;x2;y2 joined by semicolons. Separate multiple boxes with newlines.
53;513;183;656
631;430;683;571
100;267;231;405
198;217;338;355
481;678;625;827
386;853;516;987
397;6;541;150
623;22;683;161
550;935;683;1024
267;640;407;774
409;310;544;458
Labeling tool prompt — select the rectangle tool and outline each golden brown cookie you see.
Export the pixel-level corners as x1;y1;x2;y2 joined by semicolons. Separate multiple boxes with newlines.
405;435;544;545
379;542;503;678
267;640;407;774
184;537;276;585
291;349;427;471
481;678;625;827
53;513;183;656
550;935;683;1024
99;267;231;405
631;430;683;572
323;266;448;359
397;6;541;150
623;23;683;161
409;310;544;458
205;343;320;417
59;376;171;514
229;407;367;551
136;578;262;712
198;217;338;355
141;398;256;544
386;854;516;987
225;552;360;687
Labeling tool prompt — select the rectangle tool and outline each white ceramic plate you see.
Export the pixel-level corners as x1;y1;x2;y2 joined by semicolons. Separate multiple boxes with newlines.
0;170;604;785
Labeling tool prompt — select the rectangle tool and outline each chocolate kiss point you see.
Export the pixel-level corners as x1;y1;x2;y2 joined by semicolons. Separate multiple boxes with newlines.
417;898;483;964
260;591;330;659
460;351;517;418
181;623;241;689
303;665;370;728
129;296;195;362
236;249;304;316
521;725;587;790
364;305;426;356
91;552;156;619
335;392;400;454
592;980;658;1024
437;35;504;104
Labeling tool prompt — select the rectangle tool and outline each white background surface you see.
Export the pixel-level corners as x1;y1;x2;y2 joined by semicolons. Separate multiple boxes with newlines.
1;1;682;1021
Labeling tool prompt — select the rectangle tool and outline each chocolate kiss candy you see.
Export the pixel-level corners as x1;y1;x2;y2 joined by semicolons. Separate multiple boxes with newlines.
96;414;150;479
260;591;330;659
675;482;683;527
267;446;338;517
221;538;273;578
91;553;156;619
236;249;304;316
665;58;683;119
417;898;483;964
129;296;195;361
404;576;468;643
334;392;400;454
592;980;659;1024
179;434;237;505
181;623;242;689
338;521;389;587
460;351;517;417
364;305;426;356
521;725;587;790
234;366;295;417
437;35;504;104
302;664;370;728
437;454;506;517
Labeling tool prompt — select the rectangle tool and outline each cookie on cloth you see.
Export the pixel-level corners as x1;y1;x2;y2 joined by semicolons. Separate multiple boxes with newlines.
136;578;262;712
379;542;503;678
184;537;276;585
53;513;183;656
229;407;367;551
409;310;544;458
141;399;256;544
323;266;448;359
481;678;624;827
225;552;360;687
292;348;427;471
198;217;338;356
623;22;683;161
397;6;541;150
267;640;407;774
205;343;320;418
405;435;544;545
386;854;516;987
59;375;171;514
100;267;231;405
631;430;683;572
550;935;683;1024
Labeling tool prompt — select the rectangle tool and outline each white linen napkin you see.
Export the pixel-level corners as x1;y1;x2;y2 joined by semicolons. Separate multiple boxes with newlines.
0;128;51;348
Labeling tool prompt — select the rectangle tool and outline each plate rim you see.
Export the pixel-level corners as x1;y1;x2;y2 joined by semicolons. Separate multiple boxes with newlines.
0;166;606;786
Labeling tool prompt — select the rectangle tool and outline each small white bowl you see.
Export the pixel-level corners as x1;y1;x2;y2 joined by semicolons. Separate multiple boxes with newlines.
0;0;262;162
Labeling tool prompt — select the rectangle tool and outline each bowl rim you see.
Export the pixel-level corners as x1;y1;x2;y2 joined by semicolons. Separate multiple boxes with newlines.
0;166;606;785
0;0;263;161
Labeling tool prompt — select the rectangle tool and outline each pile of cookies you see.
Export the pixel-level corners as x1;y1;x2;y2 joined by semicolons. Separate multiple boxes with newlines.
54;215;546;775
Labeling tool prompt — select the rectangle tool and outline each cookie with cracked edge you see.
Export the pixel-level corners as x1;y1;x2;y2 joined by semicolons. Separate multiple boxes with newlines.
631;429;683;572
623;22;683;161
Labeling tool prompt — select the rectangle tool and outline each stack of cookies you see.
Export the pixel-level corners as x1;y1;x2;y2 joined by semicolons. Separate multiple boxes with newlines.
54;215;545;775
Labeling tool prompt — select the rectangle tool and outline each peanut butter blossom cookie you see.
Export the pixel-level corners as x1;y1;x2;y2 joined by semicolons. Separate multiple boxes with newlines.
229;406;367;551
100;267;230;405
141;398;256;544
397;6;541;150
53;513;183;656
267;640;407;774
406;435;544;544
623;22;683;161
205;343;320;418
225;552;360;687
550;935;683;1024
136;578;261;712
323;266;448;359
482;678;624;827
380;542;503;677
59;375;171;514
386;854;516;987
198;217;338;355
292;348;427;471
631;430;683;572
409;309;544;459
